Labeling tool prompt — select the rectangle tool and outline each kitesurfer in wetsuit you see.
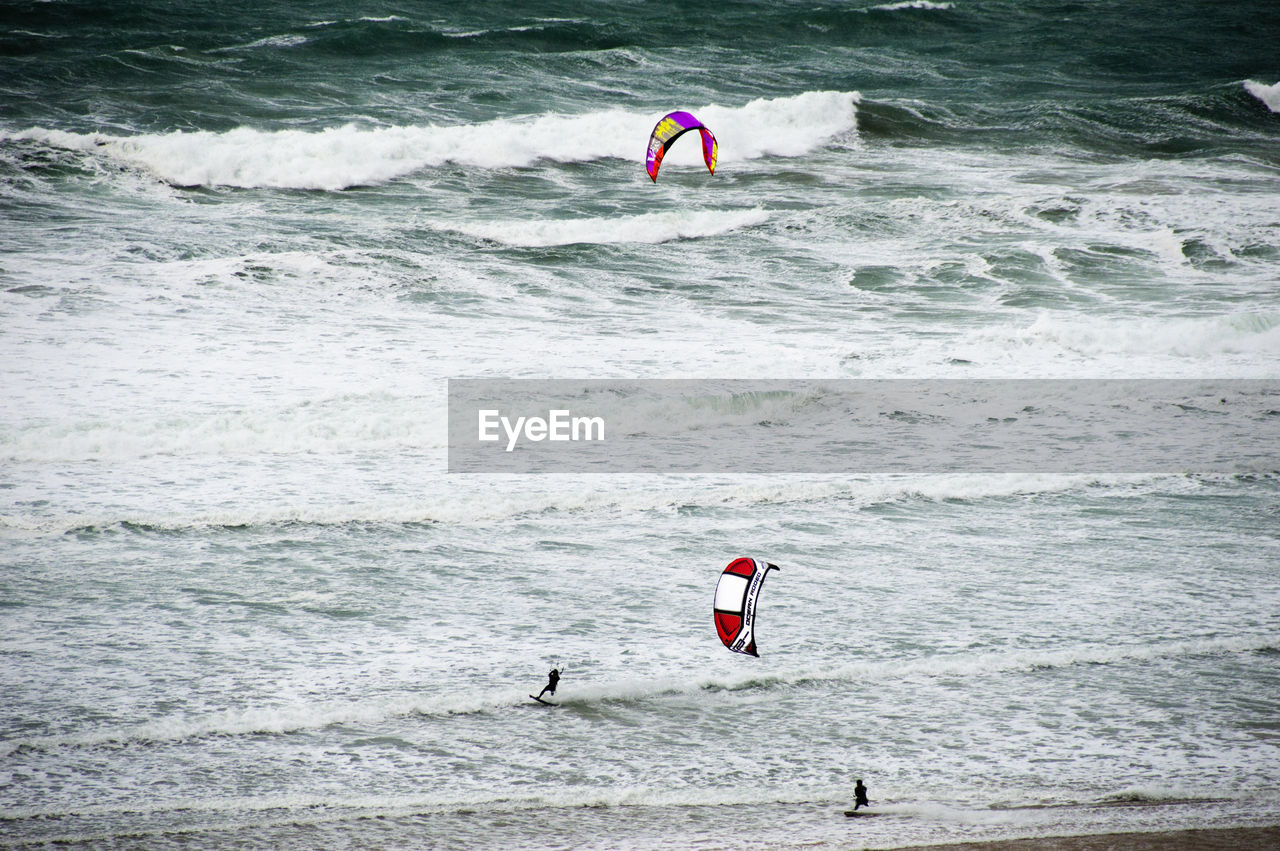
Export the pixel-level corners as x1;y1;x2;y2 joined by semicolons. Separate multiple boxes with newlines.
853;778;869;810
538;667;560;699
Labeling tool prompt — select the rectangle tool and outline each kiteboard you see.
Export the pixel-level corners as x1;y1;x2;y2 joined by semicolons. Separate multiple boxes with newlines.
844;810;880;818
528;694;556;706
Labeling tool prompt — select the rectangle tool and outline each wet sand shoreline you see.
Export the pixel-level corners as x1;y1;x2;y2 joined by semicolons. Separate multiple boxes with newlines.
884;824;1280;850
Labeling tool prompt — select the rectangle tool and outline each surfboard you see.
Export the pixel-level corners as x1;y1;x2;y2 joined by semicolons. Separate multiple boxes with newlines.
529;694;556;706
844;810;879;818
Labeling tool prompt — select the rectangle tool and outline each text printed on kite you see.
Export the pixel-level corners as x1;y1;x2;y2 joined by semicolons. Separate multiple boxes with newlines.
645;110;718;182
713;557;778;657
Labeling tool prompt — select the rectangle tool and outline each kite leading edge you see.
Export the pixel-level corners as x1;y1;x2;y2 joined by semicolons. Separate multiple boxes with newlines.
646;110;718;182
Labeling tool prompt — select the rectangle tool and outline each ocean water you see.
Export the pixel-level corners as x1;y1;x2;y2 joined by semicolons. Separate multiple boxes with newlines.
2;1;1280;848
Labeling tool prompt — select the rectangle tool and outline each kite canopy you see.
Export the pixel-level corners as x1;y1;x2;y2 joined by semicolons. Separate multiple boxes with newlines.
713;557;778;657
645;110;717;182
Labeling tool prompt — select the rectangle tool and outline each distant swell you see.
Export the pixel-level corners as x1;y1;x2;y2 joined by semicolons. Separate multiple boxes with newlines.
813;635;1279;688
0;689;519;758
443;208;769;247
0;475;1140;536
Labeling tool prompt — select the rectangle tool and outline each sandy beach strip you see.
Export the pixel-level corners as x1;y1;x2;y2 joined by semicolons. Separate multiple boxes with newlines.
887;824;1280;850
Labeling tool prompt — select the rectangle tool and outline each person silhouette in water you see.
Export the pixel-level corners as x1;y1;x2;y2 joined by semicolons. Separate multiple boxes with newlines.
853;778;869;810
538;667;560;699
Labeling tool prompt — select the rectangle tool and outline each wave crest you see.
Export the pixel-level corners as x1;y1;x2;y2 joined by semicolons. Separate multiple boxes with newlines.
2;91;859;190
1244;79;1280;113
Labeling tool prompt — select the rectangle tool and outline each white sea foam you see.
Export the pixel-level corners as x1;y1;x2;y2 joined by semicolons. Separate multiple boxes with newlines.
442;207;769;247
2;91;858;190
0;392;445;463
1014;311;1280;366
6;634;1266;758
870;310;1280;378
870;1;955;11
1244;79;1280;113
